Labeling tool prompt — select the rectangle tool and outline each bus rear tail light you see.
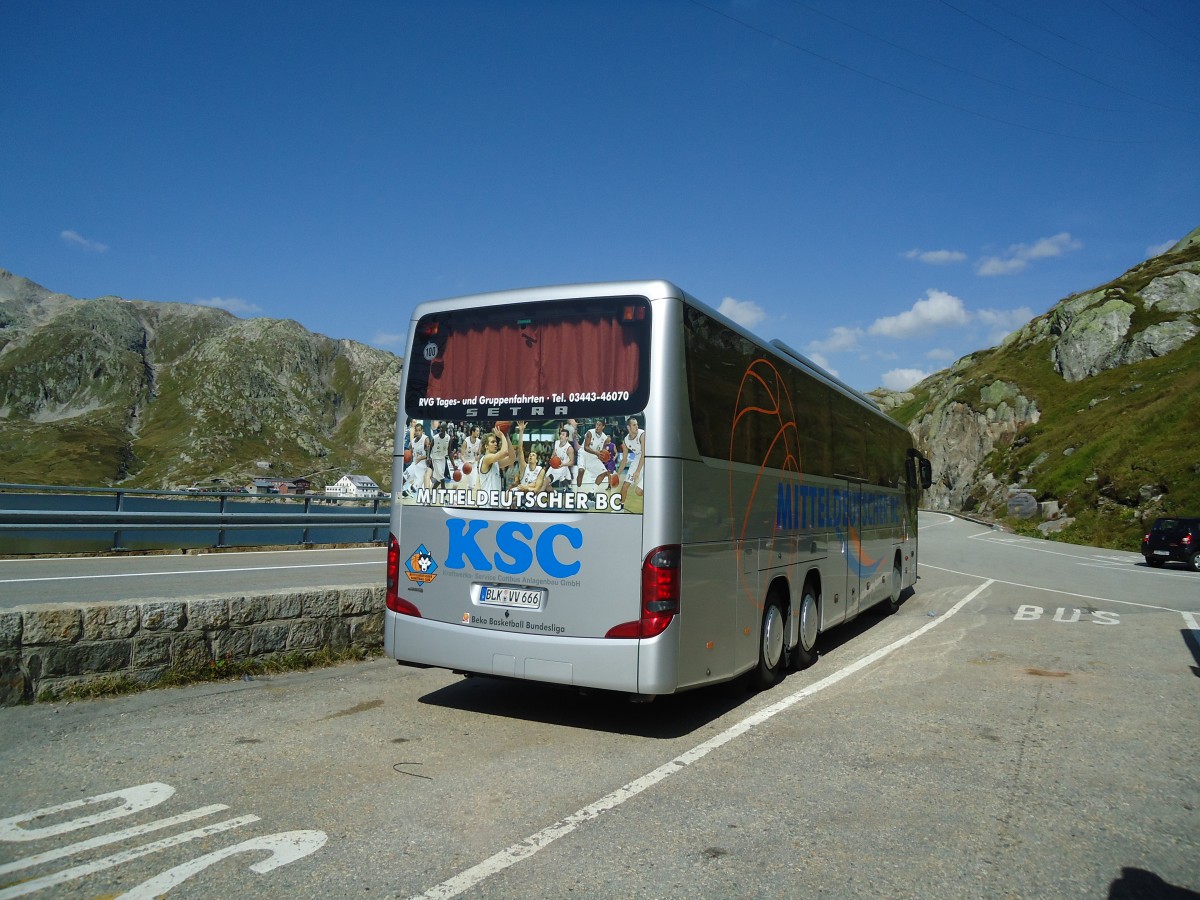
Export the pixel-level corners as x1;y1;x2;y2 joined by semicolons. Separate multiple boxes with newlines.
605;545;680;639
385;533;422;617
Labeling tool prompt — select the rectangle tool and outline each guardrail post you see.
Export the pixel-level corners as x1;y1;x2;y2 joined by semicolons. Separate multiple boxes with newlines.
112;490;128;552
371;495;383;543
301;495;312;545
215;493;230;548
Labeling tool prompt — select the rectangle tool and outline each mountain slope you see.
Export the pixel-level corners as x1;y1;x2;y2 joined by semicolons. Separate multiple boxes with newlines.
884;226;1200;549
0;270;401;489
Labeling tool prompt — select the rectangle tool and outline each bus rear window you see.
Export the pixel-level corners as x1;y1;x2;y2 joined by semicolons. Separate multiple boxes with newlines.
405;297;651;421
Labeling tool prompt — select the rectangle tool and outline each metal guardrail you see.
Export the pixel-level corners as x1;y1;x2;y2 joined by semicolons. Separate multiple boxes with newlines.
0;483;391;553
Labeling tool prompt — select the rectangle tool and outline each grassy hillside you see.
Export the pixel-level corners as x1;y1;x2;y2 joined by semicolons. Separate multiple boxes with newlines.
891;236;1200;551
0;280;401;490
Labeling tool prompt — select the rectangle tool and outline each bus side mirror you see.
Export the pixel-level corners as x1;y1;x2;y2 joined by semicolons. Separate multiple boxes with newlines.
919;458;933;490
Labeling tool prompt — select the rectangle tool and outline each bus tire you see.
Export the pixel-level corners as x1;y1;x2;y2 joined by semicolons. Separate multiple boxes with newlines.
792;581;819;671
879;553;903;616
755;593;788;689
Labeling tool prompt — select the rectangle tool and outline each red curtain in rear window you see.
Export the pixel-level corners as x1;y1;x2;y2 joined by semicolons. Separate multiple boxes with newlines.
425;317;641;400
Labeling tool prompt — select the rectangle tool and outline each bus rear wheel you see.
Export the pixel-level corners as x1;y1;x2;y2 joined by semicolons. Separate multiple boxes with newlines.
792;583;819;671
879;554;903;615
755;594;788;689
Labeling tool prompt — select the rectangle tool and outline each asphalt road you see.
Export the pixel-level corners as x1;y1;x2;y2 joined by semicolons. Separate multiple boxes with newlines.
0;547;386;609
1;512;1197;898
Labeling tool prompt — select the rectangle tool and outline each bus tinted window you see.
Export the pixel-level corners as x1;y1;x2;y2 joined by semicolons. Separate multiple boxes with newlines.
684;305;836;478
405;297;651;422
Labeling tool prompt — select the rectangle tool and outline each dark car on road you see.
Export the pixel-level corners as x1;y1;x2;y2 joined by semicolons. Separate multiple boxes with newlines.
1141;517;1200;571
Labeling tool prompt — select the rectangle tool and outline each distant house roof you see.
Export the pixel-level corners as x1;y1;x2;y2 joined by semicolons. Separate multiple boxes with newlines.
326;474;380;493
249;476;312;492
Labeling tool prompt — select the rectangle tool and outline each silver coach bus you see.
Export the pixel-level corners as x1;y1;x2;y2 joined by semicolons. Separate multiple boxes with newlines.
384;280;932;698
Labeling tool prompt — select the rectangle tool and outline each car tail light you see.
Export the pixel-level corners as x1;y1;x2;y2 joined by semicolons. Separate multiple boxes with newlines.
1184;534;1193;546
605;545;680;639
385;533;422;617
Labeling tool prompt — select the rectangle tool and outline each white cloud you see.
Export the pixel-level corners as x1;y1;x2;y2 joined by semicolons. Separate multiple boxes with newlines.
805;351;839;378
869;289;970;338
978;306;1034;344
717;296;766;330
197;297;262;315
903;248;966;265
1146;239;1176;257
807;325;863;354
976;256;1028;276
976;232;1082;276
926;347;957;362
60;229;109;253
373;331;406;347
1025;232;1083;259
881;368;930;391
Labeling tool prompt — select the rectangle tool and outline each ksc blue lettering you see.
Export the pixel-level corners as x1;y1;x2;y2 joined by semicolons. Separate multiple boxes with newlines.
494;522;534;574
538;524;583;578
444;518;583;578
445;518;491;569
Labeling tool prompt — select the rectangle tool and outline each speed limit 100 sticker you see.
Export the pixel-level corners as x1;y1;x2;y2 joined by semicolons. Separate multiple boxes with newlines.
0;782;325;898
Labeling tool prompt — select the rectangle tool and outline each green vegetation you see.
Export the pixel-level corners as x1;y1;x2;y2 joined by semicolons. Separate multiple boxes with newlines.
0;292;401;491
35;645;381;703
892;236;1200;553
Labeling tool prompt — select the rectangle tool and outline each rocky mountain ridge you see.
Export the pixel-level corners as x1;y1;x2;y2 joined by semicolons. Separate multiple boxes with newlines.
876;225;1200;549
0;270;401;489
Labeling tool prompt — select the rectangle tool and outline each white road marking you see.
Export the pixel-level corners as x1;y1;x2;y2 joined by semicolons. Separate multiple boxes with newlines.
0;815;260;899
923;563;1184;613
967;530;1123;563
0;783;174;842
116;830;328;899
0;561;379;585
410;579;995;900
917;512;956;528
0;547;378;565
0;805;228;876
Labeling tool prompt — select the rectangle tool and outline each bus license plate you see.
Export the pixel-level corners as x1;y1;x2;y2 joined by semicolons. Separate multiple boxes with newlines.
479;586;545;610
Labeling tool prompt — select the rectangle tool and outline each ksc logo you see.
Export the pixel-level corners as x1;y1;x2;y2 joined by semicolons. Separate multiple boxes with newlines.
443;518;583;578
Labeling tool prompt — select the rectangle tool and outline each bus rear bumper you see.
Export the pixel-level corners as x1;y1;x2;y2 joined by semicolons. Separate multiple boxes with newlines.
384;610;676;695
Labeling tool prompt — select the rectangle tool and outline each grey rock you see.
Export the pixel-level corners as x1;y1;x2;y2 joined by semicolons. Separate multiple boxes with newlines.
1140;271;1200;312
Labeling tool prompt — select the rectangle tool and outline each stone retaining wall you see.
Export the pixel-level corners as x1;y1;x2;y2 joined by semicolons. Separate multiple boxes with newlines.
0;586;384;706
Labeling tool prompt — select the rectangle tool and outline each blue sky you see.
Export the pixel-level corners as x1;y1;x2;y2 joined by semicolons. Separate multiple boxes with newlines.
3;1;1197;392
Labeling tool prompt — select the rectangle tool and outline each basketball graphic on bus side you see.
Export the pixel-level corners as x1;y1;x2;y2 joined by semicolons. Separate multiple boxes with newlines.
730;358;803;603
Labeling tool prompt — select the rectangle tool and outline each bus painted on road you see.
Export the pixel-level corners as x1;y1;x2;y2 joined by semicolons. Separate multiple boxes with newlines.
384;280;931;697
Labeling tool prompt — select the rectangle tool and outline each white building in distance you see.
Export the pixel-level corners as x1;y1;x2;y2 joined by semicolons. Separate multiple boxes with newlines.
324;474;382;499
